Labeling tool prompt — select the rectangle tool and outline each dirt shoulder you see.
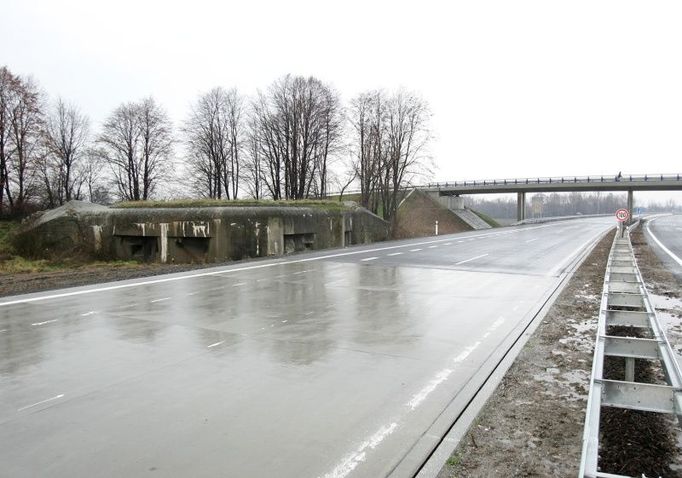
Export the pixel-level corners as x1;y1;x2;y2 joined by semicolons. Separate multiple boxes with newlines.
438;224;682;477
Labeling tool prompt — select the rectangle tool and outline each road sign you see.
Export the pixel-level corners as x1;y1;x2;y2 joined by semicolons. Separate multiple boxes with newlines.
615;208;630;222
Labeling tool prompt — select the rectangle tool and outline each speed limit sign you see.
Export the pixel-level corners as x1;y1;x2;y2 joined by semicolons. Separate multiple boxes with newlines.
615;208;630;222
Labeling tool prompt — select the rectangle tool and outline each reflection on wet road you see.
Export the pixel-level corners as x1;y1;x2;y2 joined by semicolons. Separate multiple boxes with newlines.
0;218;613;477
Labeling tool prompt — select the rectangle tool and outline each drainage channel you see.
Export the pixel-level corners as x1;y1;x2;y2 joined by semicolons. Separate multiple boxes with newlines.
579;229;682;477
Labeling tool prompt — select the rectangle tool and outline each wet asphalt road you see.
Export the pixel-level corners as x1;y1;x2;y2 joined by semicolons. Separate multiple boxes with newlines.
0;217;614;478
645;215;682;280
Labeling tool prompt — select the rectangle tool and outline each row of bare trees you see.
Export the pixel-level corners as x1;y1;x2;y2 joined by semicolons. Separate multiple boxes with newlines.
0;65;433;223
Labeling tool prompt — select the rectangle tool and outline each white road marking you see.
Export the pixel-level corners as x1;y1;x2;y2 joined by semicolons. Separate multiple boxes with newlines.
409;248;422;252
455;253;488;266
444;242;452;246
150;297;170;303
207;341;224;348
406;342;481;411
361;257;378;262
282;320;288;323
31;319;57;326
387;252;403;256
0;223;567;307
428;245;438;249
406;368;452;410
80;311;97;317
0;329;7;333
18;394;64;411
647;218;682;267
321;422;398;478
525;238;538;243
186;292;199;296
232;282;246;287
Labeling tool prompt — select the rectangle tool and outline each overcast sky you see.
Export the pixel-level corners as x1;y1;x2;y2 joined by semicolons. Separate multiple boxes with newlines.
3;0;681;202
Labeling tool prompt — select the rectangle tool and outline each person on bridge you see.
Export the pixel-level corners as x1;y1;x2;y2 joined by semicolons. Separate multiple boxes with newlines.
616;171;622;182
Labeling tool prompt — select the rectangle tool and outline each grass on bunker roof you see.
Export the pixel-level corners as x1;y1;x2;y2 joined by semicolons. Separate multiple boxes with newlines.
112;198;352;211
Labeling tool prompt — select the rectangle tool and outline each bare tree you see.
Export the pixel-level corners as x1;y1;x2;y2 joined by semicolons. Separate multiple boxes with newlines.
0;67;20;214
243;115;265;199
349;90;385;213
98;98;173;201
4;74;43;213
250;75;343;200
349;89;431;223
380;90;431;223
40;98;90;206
183;87;245;199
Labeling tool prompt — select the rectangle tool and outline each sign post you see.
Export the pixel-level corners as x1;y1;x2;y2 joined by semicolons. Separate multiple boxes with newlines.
615;208;630;237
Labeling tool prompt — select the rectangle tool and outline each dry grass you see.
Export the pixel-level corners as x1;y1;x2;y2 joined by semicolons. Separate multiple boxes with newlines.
112;198;351;211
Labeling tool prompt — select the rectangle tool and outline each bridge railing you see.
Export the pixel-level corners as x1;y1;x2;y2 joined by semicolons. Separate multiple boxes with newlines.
426;173;682;189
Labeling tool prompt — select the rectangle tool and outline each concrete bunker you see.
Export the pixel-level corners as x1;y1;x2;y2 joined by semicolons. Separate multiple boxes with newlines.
14;201;389;264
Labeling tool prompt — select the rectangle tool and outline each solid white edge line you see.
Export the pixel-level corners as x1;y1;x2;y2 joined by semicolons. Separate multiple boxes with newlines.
0;222;574;307
646;217;682;267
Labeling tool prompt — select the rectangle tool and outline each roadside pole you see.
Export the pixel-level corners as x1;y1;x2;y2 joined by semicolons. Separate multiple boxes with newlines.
615;208;630;237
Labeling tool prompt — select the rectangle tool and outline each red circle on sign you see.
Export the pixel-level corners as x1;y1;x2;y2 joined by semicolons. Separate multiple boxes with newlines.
615;208;630;222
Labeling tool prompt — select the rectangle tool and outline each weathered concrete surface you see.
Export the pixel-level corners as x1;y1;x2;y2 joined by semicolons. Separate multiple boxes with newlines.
13;202;389;264
0;217;613;478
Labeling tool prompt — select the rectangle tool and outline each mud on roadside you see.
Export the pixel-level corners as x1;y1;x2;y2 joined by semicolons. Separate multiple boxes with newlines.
439;225;682;477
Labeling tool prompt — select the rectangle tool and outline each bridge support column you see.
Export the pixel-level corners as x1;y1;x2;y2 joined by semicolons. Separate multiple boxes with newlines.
627;189;633;225
517;192;526;222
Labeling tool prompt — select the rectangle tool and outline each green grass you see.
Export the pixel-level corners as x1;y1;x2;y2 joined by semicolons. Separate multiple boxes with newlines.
446;454;462;467
0;219;144;275
470;209;501;228
0;220;19;256
112;198;352;211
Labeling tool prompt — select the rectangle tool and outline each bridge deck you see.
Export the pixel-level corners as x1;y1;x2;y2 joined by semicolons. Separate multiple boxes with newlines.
425;174;682;195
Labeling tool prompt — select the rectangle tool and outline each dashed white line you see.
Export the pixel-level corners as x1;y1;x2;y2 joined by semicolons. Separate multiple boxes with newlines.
361;257;378;262
150;297;170;303
207;341;225;348
232;282;246;287
454;253;488;266
31;319;57;326
186;292;199;296
525;238;538;243
18;394;64;412
409;248;422;252
321;422;398;478
444;242;452;246
428;245;438;249
80;311;97;317
0;329;7;333
387;252;403;257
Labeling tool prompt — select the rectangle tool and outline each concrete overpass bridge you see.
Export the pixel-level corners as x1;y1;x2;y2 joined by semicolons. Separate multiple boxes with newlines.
422;173;682;221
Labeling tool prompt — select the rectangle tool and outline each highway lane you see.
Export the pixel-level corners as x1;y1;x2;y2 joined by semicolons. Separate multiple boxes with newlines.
0;217;613;478
645;214;682;280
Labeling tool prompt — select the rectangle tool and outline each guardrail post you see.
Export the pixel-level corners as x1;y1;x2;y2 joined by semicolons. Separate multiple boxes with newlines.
627;190;634;226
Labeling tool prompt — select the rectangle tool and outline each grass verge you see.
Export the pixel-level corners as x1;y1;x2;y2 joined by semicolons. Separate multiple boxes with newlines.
112;198;351;211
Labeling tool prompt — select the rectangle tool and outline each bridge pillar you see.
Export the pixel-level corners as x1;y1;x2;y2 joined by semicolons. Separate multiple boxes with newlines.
627;189;633;225
517;192;526;222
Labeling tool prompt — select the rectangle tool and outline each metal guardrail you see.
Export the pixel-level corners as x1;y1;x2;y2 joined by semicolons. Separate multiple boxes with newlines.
579;228;682;477
426;173;682;189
